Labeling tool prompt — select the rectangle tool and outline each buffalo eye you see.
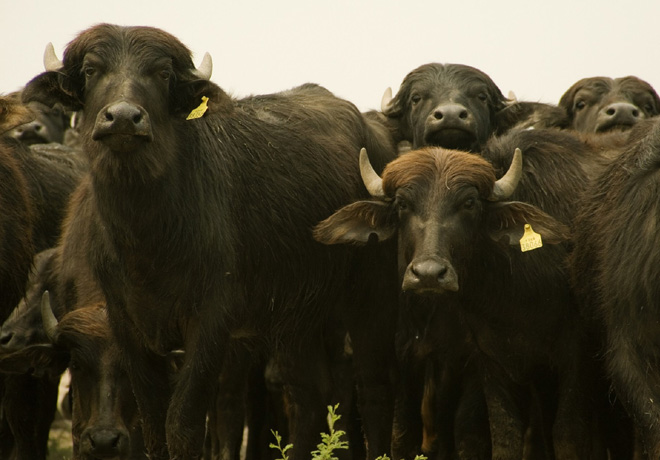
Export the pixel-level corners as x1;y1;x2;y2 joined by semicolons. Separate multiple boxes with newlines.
477;93;488;103
159;69;171;81
463;197;476;210
411;94;421;105
574;100;586;111
644;103;655;114
395;196;411;214
83;66;96;79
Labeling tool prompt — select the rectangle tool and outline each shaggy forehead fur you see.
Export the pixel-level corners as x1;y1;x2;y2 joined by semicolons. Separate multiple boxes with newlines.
58;304;110;342
382;147;496;198
559;76;660;114
393;63;507;108
62;23;196;74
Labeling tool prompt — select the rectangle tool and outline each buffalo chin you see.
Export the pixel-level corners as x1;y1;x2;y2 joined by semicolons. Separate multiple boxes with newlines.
94;134;151;153
595;121;635;133
424;128;477;151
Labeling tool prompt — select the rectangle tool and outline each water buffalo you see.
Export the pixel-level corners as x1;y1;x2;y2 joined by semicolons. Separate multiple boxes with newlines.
0;96;35;322
5;98;71;146
41;295;147;460
569;117;660;457
315;127;608;459
379;63;568;154
558;76;660;133
0;96;53;459
23;24;399;460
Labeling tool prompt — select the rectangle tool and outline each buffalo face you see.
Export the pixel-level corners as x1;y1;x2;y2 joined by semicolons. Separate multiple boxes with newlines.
22;24;222;181
314;147;568;296
559;76;660;133
41;297;143;460
383;63;508;152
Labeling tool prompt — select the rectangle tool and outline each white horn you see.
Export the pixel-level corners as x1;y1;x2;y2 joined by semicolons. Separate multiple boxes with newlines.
381;87;393;113
43;42;63;72
489;148;523;201
194;52;213;80
359;148;385;198
41;291;59;342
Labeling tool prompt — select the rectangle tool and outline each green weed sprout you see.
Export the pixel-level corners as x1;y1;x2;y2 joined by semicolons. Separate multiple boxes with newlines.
270;429;293;460
311;404;349;460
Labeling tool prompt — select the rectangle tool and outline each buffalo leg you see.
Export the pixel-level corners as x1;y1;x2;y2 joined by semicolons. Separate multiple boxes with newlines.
481;368;527;460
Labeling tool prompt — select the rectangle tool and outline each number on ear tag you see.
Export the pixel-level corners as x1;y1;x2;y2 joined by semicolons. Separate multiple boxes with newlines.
186;96;209;120
520;224;543;252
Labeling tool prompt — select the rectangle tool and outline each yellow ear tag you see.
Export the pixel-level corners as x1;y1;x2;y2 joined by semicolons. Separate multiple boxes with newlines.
186;96;209;120
520;224;543;252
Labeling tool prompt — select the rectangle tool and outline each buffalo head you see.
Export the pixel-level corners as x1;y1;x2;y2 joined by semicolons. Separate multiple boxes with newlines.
381;63;509;152
314;147;568;295
559;76;660;133
22;24;226;181
42;292;143;460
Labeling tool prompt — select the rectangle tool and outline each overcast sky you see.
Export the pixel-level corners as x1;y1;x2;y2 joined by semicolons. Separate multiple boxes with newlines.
2;0;658;112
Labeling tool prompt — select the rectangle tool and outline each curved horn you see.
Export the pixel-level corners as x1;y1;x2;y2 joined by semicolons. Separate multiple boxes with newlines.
489;148;523;201
40;291;59;342
381;87;393;113
43;42;63;72
359;148;385;198
194;52;213;80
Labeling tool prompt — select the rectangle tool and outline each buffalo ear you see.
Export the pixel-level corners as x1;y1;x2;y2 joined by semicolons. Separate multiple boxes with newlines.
0;344;69;376
314;201;397;245
175;79;231;117
22;72;82;111
486;201;569;246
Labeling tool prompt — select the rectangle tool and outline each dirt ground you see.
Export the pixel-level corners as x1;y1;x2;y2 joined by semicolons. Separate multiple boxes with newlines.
48;417;73;460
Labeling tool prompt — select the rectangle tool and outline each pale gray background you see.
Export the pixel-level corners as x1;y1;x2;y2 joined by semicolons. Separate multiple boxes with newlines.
2;0;658;111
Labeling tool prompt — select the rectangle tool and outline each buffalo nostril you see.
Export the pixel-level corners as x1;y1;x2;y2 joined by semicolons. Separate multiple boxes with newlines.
411;260;447;281
458;110;468;120
434;110;444;120
132;113;142;124
632;109;640;117
606;108;616;116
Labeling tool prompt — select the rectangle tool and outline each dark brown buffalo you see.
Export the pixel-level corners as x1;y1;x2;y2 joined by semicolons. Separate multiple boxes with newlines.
5;98;71;146
315;127;609;459
0;96;35;322
569;117;660;457
558;76;660;133
379;63;567;153
23;24;399;460
0;94;86;460
0;96;40;460
41;297;147;460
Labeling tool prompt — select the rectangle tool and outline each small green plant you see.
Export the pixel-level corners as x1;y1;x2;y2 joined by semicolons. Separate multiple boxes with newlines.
375;456;427;460
270;429;293;460
311;404;349;460
270;404;427;460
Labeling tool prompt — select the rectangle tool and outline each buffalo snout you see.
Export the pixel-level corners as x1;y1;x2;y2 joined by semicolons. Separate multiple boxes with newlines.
403;257;459;294
597;102;642;132
92;101;153;151
424;103;476;149
81;426;129;459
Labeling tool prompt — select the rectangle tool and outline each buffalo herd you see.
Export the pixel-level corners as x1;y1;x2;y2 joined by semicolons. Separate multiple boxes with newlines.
1;23;660;460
